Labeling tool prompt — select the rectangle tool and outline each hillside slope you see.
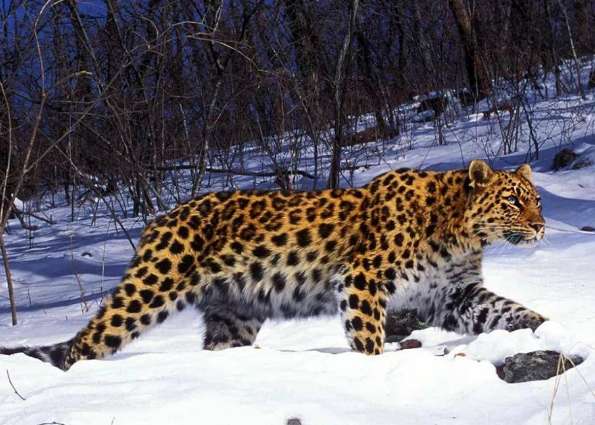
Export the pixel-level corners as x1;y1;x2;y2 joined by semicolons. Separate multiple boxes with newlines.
1;89;595;425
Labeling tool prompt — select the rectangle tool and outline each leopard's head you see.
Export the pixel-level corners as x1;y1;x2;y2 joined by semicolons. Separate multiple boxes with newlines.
464;160;544;246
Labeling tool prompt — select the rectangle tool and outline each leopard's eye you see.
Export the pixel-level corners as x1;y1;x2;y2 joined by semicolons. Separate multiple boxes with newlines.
506;195;519;205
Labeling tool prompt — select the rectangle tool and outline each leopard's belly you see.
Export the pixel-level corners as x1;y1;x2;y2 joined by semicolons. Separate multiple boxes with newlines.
194;260;342;320
387;254;483;322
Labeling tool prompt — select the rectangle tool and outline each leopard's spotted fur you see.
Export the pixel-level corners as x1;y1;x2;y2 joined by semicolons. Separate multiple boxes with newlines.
1;160;547;370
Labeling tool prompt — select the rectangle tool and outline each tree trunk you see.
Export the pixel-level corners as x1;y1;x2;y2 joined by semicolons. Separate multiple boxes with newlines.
448;0;492;99
412;0;434;81
329;0;360;189
557;0;586;99
574;0;592;56
0;233;17;325
543;0;562;96
355;30;389;136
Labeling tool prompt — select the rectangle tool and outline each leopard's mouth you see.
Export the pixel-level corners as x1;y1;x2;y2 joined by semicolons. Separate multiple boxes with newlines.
504;232;523;245
504;231;538;246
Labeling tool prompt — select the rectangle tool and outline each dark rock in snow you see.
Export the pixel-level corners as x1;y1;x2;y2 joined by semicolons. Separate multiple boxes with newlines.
498;350;583;383
400;339;422;350
287;418;302;425
571;158;593;170
385;310;428;343
580;226;595;232
552;149;577;170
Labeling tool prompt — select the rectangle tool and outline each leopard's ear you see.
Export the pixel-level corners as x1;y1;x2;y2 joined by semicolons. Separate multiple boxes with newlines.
468;160;493;188
515;163;532;182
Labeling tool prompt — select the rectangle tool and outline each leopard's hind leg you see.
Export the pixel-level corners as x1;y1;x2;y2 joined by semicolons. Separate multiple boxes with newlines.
62;258;201;369
62;217;208;369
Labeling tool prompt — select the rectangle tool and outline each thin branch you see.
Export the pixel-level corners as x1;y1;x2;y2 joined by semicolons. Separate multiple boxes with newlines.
6;370;26;401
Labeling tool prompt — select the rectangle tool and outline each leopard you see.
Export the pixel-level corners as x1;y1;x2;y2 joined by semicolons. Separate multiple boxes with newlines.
0;160;547;370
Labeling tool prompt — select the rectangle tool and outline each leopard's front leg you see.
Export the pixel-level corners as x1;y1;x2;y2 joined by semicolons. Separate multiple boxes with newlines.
431;282;547;334
339;266;389;355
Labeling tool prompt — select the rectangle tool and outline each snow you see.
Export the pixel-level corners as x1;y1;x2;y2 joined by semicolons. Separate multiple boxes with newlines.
449;322;588;364
2;66;595;424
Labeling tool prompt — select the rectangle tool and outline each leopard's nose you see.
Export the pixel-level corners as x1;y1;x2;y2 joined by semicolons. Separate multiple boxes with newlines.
530;223;544;237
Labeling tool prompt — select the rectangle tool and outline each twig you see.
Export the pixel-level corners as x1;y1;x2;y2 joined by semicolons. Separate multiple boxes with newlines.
564;355;595;400
71;260;89;314
152;165;316;180
6;370;26;401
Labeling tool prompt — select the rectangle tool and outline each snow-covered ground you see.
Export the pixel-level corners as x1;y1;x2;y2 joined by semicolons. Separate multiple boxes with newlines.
2;72;595;424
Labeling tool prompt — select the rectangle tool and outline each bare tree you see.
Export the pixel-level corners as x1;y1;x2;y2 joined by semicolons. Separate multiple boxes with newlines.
328;0;360;189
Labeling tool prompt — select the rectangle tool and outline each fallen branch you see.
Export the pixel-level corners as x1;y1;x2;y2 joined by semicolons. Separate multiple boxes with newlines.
6;370;26;401
12;206;56;230
12;209;37;231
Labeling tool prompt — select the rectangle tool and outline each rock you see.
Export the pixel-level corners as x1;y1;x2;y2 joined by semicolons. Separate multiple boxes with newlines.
495;364;506;380
287;418;302;425
385;310;428;342
581;226;595;232
498;350;583;383
589;70;595;89
432;345;449;356
571;158;593;170
400;339;422;350
552;148;577;170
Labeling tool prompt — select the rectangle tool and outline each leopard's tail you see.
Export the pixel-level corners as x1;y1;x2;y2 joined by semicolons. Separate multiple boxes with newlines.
0;339;73;370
